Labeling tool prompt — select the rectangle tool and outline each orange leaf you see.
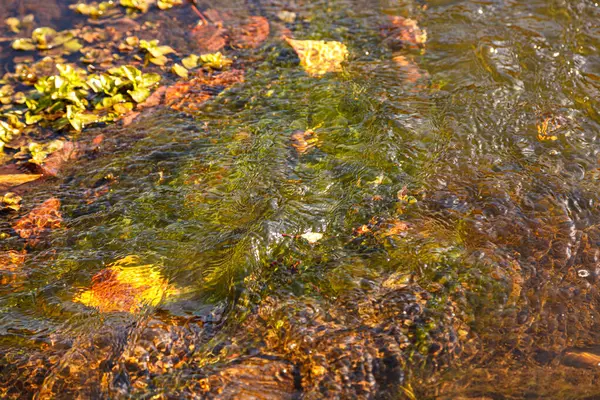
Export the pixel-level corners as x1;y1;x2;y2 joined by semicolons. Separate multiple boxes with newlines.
74;256;177;313
230;16;270;49
12;198;62;245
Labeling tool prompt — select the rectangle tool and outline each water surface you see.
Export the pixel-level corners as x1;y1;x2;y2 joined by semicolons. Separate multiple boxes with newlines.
1;0;600;398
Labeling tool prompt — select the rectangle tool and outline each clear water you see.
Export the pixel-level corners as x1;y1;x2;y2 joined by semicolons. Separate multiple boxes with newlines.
1;0;600;398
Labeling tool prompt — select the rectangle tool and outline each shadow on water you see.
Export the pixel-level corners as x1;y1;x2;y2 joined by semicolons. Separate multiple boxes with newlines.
0;0;600;398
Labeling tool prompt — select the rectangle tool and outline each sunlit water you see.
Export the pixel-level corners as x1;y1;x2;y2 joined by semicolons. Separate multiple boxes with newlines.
1;0;599;398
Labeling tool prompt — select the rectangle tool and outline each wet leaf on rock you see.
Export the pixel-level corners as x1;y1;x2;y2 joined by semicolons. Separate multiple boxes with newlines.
12;197;62;244
119;35;140;52
74;255;178;313
66;106;101;132
284;38;348;76
11;39;37;51
0;116;25;150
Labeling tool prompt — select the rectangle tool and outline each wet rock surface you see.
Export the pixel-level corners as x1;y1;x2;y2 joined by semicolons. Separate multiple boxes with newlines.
0;274;462;399
1;0;599;398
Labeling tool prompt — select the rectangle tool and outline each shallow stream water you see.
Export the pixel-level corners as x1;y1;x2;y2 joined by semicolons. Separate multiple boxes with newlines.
1;0;600;398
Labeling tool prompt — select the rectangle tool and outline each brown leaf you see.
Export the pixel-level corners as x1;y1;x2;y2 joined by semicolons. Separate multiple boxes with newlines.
377;219;409;238
230;16;270;49
203;9;227;24
121;111;141;127
92;134;105;147
13;197;62;245
165;70;244;112
392;55;425;83
381;16;427;49
36;141;81;177
192;11;270;51
138;85;166;109
192;24;228;52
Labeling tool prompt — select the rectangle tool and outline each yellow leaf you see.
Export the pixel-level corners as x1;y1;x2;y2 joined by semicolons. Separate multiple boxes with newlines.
0;174;42;187
171;63;189;79
284;38;348;76
74;255;178;313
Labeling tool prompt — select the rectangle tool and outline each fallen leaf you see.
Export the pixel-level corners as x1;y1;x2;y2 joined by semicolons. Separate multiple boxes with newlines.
277;11;296;23
230;16;270;49
0;174;42;188
0;250;27;287
284;38;348;76
381;16;427;49
165;70;244;112
0;250;26;268
537;116;561;141
12;197;62;244
377;219;409;238
172;63;189;79
562;349;600;369
192;24;228;52
198;52;232;70
291;129;317;154
182;54;200;69
1;192;23;212
74;255;177;312
121;111;141;126
138;86;166;109
392;55;425;83
32;141;80;176
300;232;323;244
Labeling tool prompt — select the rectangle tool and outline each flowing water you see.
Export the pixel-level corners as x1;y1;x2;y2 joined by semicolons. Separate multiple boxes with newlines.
1;0;600;398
